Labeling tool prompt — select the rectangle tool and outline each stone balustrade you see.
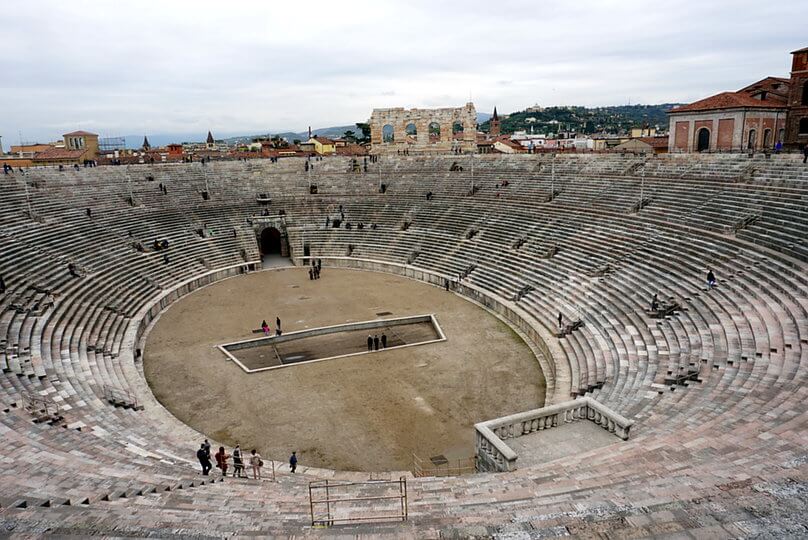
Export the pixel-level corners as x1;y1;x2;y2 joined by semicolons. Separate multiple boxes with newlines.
474;397;633;473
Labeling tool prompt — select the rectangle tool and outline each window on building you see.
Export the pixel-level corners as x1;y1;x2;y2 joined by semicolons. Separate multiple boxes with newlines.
778;128;785;143
802;82;808;106
763;129;772;148
747;129;757;150
800;118;808;135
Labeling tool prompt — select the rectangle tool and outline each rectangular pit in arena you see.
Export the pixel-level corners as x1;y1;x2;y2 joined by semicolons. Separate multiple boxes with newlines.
219;314;445;373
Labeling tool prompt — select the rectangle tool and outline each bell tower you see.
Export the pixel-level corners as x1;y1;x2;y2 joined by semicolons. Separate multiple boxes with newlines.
489;106;501;137
785;46;808;148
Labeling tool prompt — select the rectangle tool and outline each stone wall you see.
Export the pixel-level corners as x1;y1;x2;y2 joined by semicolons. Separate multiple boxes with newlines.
369;102;478;154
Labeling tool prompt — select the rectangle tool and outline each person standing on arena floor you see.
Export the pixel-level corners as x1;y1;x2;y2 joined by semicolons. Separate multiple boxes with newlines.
197;444;212;475
233;445;245;478
276;316;281;335
250;449;263;480
367;335;373;351
290;451;298;473
262;320;270;335
381;334;387;348
308;268;313;280
215;446;230;477
373;335;380;350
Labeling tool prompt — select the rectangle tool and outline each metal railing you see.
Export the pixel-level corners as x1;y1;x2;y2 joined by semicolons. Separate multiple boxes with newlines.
309;477;408;526
412;453;476;477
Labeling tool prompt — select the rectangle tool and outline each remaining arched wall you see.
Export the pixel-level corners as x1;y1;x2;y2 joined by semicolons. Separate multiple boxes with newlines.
369;102;478;154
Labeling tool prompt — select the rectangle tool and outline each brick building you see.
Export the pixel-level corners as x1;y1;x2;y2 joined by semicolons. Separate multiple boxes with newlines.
667;77;788;153
667;46;808;152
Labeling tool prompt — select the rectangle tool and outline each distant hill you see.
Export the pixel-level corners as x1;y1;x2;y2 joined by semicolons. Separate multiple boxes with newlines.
479;104;682;135
122;106;666;149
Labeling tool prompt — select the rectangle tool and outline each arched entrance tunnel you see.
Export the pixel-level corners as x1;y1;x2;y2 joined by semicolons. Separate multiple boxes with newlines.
259;227;282;255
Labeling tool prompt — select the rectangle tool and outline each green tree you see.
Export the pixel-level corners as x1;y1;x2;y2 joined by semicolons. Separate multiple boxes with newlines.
355;122;371;143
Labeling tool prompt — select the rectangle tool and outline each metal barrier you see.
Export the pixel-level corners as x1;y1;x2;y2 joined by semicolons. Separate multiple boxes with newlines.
102;385;143;410
412;452;476;477
309;477;408;526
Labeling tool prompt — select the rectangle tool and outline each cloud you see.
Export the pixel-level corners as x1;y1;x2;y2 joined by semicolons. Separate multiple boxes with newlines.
1;0;807;143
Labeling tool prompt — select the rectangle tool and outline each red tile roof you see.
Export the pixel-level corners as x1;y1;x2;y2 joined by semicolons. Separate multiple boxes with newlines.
312;135;335;144
791;46;808;54
62;130;98;137
637;136;670;148
33;148;87;160
669;91;788;114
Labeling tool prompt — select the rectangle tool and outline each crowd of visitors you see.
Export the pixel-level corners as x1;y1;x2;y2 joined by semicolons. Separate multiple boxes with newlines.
196;439;299;480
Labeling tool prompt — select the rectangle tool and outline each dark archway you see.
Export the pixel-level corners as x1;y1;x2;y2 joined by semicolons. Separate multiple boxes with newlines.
260;227;282;255
696;128;710;152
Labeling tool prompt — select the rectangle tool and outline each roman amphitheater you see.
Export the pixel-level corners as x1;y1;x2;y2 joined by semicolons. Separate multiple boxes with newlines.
0;153;806;538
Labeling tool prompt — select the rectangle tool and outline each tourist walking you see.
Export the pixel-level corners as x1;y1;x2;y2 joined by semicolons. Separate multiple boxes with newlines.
215;446;230;477
309;268;314;280
557;312;563;330
381;334;387;348
367;335;373;351
290;451;298;473
262;320;270;335
276;317;281;333
373;335;380;350
706;270;716;289
250;449;263;480
197;444;212;475
233;445;245;478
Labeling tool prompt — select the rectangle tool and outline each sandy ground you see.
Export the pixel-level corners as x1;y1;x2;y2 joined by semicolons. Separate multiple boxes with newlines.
144;267;545;472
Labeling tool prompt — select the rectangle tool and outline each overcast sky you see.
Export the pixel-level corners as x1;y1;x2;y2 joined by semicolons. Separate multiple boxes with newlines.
2;0;807;144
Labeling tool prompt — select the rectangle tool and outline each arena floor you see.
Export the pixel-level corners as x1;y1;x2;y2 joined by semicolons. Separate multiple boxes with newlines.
143;267;546;471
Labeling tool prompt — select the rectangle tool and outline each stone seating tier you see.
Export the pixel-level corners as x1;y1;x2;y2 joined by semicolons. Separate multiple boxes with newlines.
0;154;805;536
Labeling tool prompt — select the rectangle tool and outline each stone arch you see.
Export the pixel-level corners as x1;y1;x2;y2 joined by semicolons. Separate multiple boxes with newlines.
369;103;477;154
382;124;395;143
696;127;710;152
254;220;290;258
